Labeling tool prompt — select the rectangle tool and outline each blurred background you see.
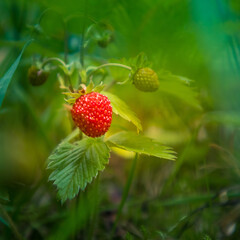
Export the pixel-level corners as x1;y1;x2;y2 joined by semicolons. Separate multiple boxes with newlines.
1;0;240;239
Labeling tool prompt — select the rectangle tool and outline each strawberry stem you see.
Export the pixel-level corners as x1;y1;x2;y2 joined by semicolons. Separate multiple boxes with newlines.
41;58;74;92
88;63;132;79
41;57;67;69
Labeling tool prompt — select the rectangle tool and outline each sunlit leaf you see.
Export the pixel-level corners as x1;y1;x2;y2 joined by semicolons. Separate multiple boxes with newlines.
102;91;142;131
47;137;110;203
107;131;176;161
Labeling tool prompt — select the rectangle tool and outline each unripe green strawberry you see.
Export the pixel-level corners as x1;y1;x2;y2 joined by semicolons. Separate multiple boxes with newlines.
71;92;112;138
96;22;114;48
97;32;114;48
28;66;49;86
133;67;159;92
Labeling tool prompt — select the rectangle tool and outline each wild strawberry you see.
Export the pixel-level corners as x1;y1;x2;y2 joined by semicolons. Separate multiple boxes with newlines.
71;92;112;138
133;67;159;92
28;66;49;86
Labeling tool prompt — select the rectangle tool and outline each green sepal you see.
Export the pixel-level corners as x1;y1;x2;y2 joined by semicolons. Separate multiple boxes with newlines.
92;82;106;92
62;92;82;98
79;69;87;83
85;80;94;94
64;98;77;104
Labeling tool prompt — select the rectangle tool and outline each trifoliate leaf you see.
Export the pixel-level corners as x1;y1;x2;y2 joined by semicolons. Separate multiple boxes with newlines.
107;131;176;161
47;138;110;203
102;91;142;131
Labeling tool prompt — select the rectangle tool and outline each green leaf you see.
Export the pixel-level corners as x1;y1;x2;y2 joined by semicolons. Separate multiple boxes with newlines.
108;53;151;83
93;83;106;93
102;91;142;131
47;137;110;203
64;98;76;104
0;39;32;107
57;73;68;89
59;64;70;76
158;71;201;110
107;131;176;161
86;80;94;93
63;92;81;98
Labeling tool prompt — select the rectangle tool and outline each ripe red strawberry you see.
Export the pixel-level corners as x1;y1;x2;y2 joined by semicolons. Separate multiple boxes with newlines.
133;67;159;92
71;92;112;138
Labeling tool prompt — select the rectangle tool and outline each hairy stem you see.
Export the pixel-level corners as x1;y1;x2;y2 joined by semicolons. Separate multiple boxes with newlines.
41;57;67;69
41;57;74;92
88;63;131;79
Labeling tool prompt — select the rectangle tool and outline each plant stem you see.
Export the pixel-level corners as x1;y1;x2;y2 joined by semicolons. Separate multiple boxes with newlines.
79;130;83;140
0;204;24;240
41;57;74;92
41;57;67;69
88;63;132;79
111;153;138;238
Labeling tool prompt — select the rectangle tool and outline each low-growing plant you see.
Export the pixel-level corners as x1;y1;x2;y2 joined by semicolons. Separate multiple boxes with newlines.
0;5;204;239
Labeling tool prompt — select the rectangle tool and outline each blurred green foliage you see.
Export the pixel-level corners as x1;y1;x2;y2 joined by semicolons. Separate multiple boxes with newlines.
1;0;240;239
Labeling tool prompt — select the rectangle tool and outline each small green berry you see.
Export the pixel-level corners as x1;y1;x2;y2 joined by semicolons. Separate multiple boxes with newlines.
96;22;114;48
133;67;159;92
